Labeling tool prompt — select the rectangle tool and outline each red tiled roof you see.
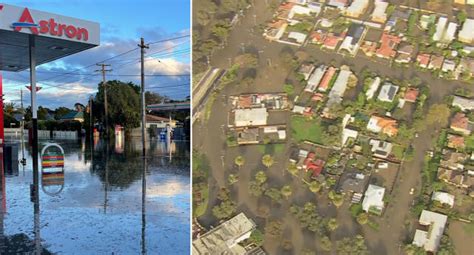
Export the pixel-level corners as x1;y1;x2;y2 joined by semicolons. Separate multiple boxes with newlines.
318;67;336;91
310;31;326;43
404;88;419;102
447;134;465;149
312;93;325;101
376;33;401;58
323;35;341;48
416;53;430;66
451;112;470;131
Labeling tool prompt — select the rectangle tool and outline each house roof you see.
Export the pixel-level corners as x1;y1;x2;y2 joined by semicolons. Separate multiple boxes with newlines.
376;33;401;58
450;112;472;132
323;34;342;49
234;108;268;127
459;19;474;43
429;55;444;69
413;210;447;252
146;114;173;123
338;171;368;194
362;184;385;212
367;115;399;136
417;53;431;67
404;88;419;102
431;191;455;207
318;67;337;92
60;111;83;120
377;83;399;102
447;134;465;149
310;30;327;44
452;95;474;111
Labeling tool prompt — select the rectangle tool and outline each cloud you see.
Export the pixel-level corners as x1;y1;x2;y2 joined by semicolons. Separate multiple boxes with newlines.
2;27;190;108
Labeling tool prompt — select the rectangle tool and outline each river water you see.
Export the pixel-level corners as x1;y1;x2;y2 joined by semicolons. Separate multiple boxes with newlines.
0;138;190;254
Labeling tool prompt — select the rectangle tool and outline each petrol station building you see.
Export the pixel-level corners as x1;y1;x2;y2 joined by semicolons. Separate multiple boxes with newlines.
0;2;99;239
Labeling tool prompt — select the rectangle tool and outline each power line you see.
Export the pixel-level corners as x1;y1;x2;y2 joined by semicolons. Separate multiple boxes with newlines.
147;34;190;45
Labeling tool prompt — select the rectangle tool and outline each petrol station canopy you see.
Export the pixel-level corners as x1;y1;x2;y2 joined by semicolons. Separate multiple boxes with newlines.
0;3;100;72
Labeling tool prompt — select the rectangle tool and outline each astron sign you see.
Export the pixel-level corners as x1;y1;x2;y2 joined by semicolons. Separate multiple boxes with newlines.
12;8;89;41
0;3;100;45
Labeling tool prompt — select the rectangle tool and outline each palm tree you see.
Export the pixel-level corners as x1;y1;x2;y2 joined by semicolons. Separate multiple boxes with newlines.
234;156;245;168
228;174;238;185
255;171;267;184
287;163;298;176
327;218;338;231
332;194;344;208
308;181;321;194
262;154;274;168
356;212;368;225
281;185;292;199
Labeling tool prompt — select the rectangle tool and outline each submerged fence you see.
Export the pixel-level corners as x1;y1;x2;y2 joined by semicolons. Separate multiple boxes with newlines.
4;128;78;140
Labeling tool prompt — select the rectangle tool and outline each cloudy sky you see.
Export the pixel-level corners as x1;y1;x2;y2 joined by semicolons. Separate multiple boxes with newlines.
1;0;190;109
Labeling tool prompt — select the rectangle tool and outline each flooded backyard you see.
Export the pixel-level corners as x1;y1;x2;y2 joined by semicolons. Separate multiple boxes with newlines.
0;138;190;254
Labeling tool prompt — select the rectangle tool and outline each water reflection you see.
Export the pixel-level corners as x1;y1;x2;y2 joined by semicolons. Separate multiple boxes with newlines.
0;138;190;254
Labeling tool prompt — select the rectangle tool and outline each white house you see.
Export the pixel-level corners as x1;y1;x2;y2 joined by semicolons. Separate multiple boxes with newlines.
365;77;381;99
234;108;268;127
459;19;474;44
305;65;327;92
431;191;455;208
362;184;385;214
412;210;448;253
377;83;399;102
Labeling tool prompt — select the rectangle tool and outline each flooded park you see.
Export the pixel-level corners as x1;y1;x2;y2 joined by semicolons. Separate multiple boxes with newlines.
0;137;190;254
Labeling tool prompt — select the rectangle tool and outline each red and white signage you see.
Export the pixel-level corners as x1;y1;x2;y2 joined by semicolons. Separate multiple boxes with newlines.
0;3;100;45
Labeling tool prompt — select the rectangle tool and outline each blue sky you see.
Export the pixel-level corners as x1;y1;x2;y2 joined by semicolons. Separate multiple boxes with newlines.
2;0;190;109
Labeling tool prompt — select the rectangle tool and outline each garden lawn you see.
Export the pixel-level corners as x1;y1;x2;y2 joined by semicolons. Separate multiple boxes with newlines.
291;116;324;144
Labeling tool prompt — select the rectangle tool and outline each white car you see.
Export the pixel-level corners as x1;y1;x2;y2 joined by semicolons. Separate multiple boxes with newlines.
409;188;415;195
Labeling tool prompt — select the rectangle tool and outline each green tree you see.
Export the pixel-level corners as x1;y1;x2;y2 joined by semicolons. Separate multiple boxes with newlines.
332;194;344;208
287;162;298;176
228;174;239;185
404;244;425;255
265;220;283;238
281;185;292;200
249;181;265;197
308;181;321;193
320;236;332;251
356;213;369;225
327;218;338;231
265;188;283;203
336;235;369;255
212;200;236;219
94;80;141;131
255;171;267;184
457;10;467;24
249;229;264;246
262;154;274;168
423;104;450;129
283;84;295;96
235;156;245;168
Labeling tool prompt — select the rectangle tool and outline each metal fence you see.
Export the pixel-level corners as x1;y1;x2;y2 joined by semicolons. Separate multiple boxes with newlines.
4;128;78;140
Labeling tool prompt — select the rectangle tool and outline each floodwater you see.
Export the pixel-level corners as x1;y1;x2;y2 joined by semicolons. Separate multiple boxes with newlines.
0;137;190;254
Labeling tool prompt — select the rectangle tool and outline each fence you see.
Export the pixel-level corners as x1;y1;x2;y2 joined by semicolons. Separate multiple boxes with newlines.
4;128;78;140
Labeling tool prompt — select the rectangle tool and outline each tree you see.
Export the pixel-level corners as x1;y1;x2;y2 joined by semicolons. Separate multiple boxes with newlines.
457;10;467;24
356;213;369;225
217;187;230;201
327;218;338;231
283;84;295;96
265;220;283;238
332;194;344;208
265;188;283;203
94;80;141;130
145;91;169;105
235;156;245;168
336;235;369;255
212;200;236;219
249;181;265;197
255;171;267;184
249;229;264;246
281;185;292;199
287;163;298;176
404;244;425;255
320;236;332;251
308;181;321;193
228;174;239;185
262;154;274;168
423;104;450;129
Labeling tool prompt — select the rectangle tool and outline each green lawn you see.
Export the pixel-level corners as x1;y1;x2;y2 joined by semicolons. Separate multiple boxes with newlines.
290;116;324;144
392;145;405;160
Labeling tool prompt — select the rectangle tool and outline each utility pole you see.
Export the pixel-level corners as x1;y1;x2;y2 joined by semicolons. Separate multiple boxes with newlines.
20;89;25;166
95;64;111;138
138;37;149;255
138;38;149;157
89;95;93;139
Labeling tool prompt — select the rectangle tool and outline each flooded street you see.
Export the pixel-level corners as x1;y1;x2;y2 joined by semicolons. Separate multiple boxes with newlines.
0;138;190;254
